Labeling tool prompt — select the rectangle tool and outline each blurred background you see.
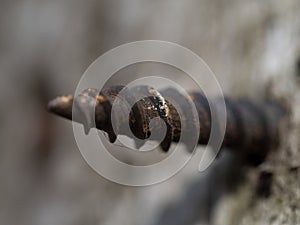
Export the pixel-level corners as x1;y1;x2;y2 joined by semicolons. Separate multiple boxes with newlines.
1;0;300;225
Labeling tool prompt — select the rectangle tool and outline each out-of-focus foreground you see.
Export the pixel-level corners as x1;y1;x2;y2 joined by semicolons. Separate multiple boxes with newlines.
0;0;300;225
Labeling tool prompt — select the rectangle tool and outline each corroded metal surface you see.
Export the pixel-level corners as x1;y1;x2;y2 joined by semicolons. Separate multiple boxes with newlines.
48;85;287;165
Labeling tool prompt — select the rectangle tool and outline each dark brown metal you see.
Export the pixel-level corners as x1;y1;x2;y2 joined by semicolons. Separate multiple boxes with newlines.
48;85;287;165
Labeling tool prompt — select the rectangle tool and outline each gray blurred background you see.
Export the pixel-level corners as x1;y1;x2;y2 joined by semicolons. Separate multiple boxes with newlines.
1;0;300;225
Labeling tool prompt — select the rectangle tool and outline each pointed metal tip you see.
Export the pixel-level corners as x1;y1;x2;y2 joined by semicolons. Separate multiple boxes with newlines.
47;95;73;120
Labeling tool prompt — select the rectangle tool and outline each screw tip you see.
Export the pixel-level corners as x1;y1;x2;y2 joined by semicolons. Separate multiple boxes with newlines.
47;95;73;120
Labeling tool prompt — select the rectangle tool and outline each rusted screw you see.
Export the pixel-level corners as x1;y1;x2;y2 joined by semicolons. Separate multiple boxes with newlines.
48;85;286;166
